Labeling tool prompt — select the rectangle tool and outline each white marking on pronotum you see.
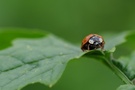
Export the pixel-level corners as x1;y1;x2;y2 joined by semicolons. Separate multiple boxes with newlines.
89;39;94;44
99;38;103;42
95;42;98;45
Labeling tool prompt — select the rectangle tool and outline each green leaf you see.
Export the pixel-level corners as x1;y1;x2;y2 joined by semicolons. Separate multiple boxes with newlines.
113;51;135;80
0;30;84;90
104;32;129;52
0;29;134;90
117;84;135;90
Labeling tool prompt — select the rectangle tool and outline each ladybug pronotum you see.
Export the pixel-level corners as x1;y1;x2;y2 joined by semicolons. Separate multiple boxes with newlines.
81;34;105;51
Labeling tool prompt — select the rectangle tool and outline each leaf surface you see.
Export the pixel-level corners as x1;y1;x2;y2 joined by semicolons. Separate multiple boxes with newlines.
117;84;135;90
113;51;135;80
0;29;134;90
0;33;83;90
104;32;129;52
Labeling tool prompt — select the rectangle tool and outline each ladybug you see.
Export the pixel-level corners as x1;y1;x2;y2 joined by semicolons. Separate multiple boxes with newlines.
81;34;105;51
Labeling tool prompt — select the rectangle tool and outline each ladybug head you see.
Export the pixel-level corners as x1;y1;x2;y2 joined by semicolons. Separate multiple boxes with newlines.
89;35;103;46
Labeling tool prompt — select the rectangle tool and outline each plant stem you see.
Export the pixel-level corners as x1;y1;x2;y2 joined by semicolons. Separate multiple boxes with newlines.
104;53;133;85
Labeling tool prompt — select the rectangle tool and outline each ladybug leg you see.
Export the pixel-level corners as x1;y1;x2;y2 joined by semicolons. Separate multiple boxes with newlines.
101;46;104;50
88;44;90;50
81;46;84;51
94;47;97;50
99;45;104;51
94;47;98;50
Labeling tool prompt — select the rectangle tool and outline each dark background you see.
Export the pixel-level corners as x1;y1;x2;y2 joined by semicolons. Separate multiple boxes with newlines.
0;0;135;90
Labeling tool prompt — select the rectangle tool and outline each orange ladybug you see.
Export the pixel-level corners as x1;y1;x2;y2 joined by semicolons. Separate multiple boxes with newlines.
81;34;105;51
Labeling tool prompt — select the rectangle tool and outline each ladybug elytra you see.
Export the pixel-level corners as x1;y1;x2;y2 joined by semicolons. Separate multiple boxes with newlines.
81;34;105;51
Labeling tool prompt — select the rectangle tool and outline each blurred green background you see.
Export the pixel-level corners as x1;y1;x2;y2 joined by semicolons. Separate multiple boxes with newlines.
0;0;135;90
